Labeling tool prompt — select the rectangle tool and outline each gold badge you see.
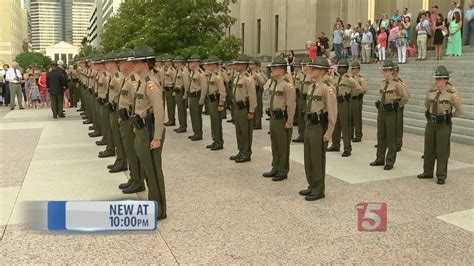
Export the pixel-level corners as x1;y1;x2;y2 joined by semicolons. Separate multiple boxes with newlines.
147;82;156;91
328;88;335;94
131;81;138;90
453;93;459;100
288;84;295;90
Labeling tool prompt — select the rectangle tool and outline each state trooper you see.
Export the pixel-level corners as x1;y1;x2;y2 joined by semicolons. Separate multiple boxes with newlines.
370;60;409;170
163;55;177;126
203;55;226;150
262;56;296;181
299;57;337;201
393;63;411;151
292;57;312;143
417;66;463;185
186;54;207;141
229;54;257;163
130;45;167;220
117;48;145;194
327;58;361;157
350;61;368;142
172;56;190;133
104;51;128;173
249;58;267;130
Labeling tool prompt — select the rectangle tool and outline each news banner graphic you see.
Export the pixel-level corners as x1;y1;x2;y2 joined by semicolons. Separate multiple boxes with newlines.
356;202;388;232
47;201;157;231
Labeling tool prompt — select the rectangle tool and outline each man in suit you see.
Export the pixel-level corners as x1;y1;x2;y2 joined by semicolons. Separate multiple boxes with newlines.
46;60;68;118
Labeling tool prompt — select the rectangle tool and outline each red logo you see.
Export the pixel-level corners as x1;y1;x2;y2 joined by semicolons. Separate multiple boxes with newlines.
356;202;387;232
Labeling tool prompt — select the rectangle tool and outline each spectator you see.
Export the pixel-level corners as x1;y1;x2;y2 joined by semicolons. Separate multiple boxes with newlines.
308;42;317;61
38;68;49;107
343;24;353;58
377;27;388;62
361;26;373;63
464;0;474;45
350;26;360;61
396;23;408;63
403;16;412;44
319;32;330;58
24;73;34;107
287;50;295;73
433;13;446;60
389;21;399;58
447;2;462;27
416;13;430;60
30;78;41;109
5;62;24;110
381;14;390;30
446;12;463;57
430;6;439;25
46;62;67;118
401;7;412;20
392;9;401;22
1;64;10;106
333;21;344;60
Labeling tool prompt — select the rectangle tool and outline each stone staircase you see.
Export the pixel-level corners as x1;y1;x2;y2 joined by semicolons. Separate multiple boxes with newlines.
361;46;474;145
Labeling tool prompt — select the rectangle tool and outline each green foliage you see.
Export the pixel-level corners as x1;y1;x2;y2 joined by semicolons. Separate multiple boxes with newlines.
15;52;52;69
101;0;240;60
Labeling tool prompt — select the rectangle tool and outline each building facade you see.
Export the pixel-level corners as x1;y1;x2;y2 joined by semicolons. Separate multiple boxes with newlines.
29;0;94;52
0;0;29;64
45;41;79;66
87;0;124;48
229;0;470;58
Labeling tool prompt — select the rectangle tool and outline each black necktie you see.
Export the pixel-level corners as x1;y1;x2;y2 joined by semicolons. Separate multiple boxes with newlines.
432;91;441;114
381;81;389;104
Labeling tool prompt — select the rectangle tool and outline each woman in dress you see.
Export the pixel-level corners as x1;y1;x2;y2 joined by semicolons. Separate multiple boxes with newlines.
446;12;463;57
350;26;360;61
396;23;408;63
343;24;353;58
30;78;41;108
433;13;446;60
403;16;412;45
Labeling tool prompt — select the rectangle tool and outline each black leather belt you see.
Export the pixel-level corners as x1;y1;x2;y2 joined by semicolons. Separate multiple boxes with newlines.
426;112;452;124
234;100;249;110
189;91;201;97
266;108;287;120
164;86;173;92
337;94;351;103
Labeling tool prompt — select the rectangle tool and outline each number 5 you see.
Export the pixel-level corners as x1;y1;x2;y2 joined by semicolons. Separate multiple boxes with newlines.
361;203;382;231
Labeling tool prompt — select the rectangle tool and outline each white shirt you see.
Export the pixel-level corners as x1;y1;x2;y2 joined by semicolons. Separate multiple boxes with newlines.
5;68;22;83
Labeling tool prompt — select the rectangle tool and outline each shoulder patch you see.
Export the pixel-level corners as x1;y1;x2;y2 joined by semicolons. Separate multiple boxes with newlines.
147;82;156;91
328;87;335;94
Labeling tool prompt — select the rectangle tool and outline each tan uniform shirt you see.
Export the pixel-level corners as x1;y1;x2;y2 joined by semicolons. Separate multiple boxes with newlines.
353;74;368;95
294;72;305;91
163;66;176;87
335;73;361;96
97;71;110;99
204;71;226;106
268;77;297;124
134;73;165;140
118;72;140;111
188;68;208;103
301;74;312;94
425;84;463;117
252;70;267;88
153;67;165;86
174;67;190;92
379;79;409;106
306;81;338;136
232;71;257;113
109;71;124;104
396;77;411;107
323;73;336;88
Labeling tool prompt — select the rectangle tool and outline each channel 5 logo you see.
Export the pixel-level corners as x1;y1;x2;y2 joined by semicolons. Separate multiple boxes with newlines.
355;202;387;232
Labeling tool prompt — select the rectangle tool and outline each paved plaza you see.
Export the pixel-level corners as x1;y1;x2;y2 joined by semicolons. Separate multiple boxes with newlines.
1;106;473;264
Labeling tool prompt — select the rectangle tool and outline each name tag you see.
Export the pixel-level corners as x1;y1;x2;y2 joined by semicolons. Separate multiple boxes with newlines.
120;90;128;96
136;93;144;99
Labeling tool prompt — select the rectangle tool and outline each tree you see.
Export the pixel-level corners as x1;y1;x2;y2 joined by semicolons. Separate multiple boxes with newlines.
78;37;100;57
101;0;240;60
15;52;52;69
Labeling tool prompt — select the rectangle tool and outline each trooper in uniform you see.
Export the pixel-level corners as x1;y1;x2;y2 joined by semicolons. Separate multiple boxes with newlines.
116;48;145;194
299;57;337;201
187;54;207;141
97;54;116;158
327;58;361;157
262;56;296;181
105;51;128;173
292;57;311;143
225;61;237;123
229;54;257;163
89;56;104;139
249;58;267;130
163;55;177;126
393;63;411;151
350;61;368;142
172;56;190;133
292;58;303;126
130;45;167;220
418;66;463;185
370;60;409;170
203;55;226;150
